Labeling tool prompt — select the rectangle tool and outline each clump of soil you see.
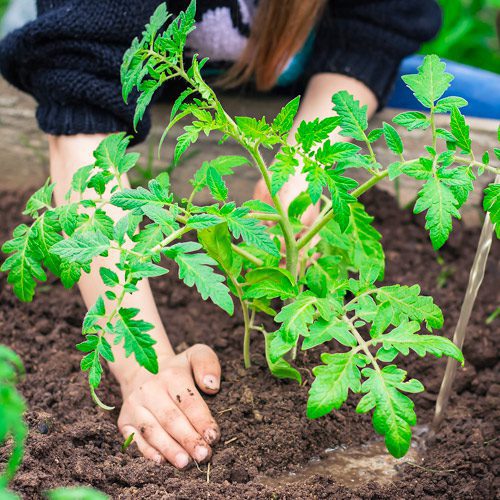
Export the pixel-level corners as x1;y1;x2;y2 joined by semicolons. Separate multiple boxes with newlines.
0;188;498;499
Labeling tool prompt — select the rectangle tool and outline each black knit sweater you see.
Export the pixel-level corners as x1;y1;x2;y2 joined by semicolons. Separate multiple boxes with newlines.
0;0;441;144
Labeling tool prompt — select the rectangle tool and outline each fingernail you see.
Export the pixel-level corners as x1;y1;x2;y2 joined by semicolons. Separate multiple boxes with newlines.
203;375;219;391
154;454;163;465
194;445;209;462
204;428;218;444
175;452;190;469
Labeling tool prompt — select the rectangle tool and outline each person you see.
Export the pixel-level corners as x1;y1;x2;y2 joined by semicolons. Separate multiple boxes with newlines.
0;0;441;469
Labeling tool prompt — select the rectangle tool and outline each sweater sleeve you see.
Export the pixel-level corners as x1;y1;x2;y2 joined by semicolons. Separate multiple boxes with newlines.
0;0;161;144
308;0;442;108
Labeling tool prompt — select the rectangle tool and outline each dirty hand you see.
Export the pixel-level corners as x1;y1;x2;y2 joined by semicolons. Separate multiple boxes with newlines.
117;344;221;469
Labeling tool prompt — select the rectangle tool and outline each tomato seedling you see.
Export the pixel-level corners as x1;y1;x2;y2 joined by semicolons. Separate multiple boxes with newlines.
2;2;499;458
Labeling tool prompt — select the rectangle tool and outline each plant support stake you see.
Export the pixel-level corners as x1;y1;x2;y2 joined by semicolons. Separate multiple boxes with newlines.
433;173;500;429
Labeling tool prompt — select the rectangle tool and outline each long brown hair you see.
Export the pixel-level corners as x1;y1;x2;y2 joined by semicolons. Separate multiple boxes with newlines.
219;0;326;91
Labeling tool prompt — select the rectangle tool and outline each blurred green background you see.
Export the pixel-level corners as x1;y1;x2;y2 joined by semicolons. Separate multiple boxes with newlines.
422;0;500;73
0;0;499;73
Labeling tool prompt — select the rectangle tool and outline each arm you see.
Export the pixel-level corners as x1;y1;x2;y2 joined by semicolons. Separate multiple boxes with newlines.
49;134;220;468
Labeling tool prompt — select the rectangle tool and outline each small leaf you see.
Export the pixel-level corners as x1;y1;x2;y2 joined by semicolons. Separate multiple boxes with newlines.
99;267;119;287
382;122;404;155
331;91;368;141
206;167;228;201
272;96;301;135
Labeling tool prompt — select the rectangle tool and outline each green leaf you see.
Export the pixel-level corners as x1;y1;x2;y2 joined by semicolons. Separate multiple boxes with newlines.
264;333;302;384
274;291;320;339
307;352;365;418
198;223;239;277
382;122;404;155
272;96;301;135
357;365;419;458
401;54;453;108
235;116;272;144
23;179;55;217
243;267;298;300
47;486;109;500
296;117;341;152
164;242;234;314
434;96;468;113
1;224;46;302
372;284;443;336
331;91;368;141
303;317;356;350
174;124;200;164
316;141;361;165
142;204;178;234
325;169;358;231
206;166;228;201
376;321;463;363
392;111;430;131
450;107;471;153
113;308;158;374
70;164;94;194
224;207;279;257
82;296;106;333
483;183;500;238
171;88;195;121
270;148;298;195
129;262;168;279
93;133;128;171
77;209;115;239
50;231;110;263
99;267;119;287
31;211;64;276
187;214;223;230
303;160;328;204
414;176;460;250
346;203;384;280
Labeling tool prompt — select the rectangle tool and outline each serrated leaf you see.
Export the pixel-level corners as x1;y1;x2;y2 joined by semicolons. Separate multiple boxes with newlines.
1;224;46;302
113;308;158;374
401;54;453;108
273;95;300;135
376;321;463;362
270;148;298;195
50;231;110;263
331;91;368;141
206;166;228;201
307;352;364;418
450;107;471;153
372;284;443;336
382;122;404;155
296;117;341;152
243;267;298;300
357;365;418;458
303;317;356;350
483;183;500;238
414;176;460;249
224;207;279;257
316;141;361;165
392;111;430;131
23;179;55;217
174;124;200;164
435;96;468;113
325;169;358;231
99;267;119;287
129;262;168;279
164;242;234;314
198;223;239;277
264;333;302;384
83;296;106;332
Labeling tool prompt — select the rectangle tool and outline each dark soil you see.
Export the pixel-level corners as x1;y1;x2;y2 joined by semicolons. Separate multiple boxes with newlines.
1;187;498;499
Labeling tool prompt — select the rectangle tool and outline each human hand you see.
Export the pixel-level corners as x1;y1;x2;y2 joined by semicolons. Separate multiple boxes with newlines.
117;344;221;469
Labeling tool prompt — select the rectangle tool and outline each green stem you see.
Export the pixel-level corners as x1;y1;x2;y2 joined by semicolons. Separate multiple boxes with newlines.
297;170;389;250
231;244;264;267
343;315;381;374
250;147;299;278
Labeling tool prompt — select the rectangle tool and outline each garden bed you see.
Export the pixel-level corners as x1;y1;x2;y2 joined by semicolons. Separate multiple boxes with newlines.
0;187;498;499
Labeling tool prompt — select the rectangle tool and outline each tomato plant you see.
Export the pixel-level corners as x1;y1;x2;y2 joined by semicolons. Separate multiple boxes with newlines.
2;2;499;458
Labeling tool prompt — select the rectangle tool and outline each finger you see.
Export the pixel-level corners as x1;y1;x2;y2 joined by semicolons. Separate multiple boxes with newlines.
186;344;221;394
120;424;165;465
168;375;220;447
122;409;191;469
143;390;212;463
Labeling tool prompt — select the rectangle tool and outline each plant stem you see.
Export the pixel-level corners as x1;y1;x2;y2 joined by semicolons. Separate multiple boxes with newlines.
250;147;299;278
231;244;264;267
344;315;381;374
297;170;390;250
